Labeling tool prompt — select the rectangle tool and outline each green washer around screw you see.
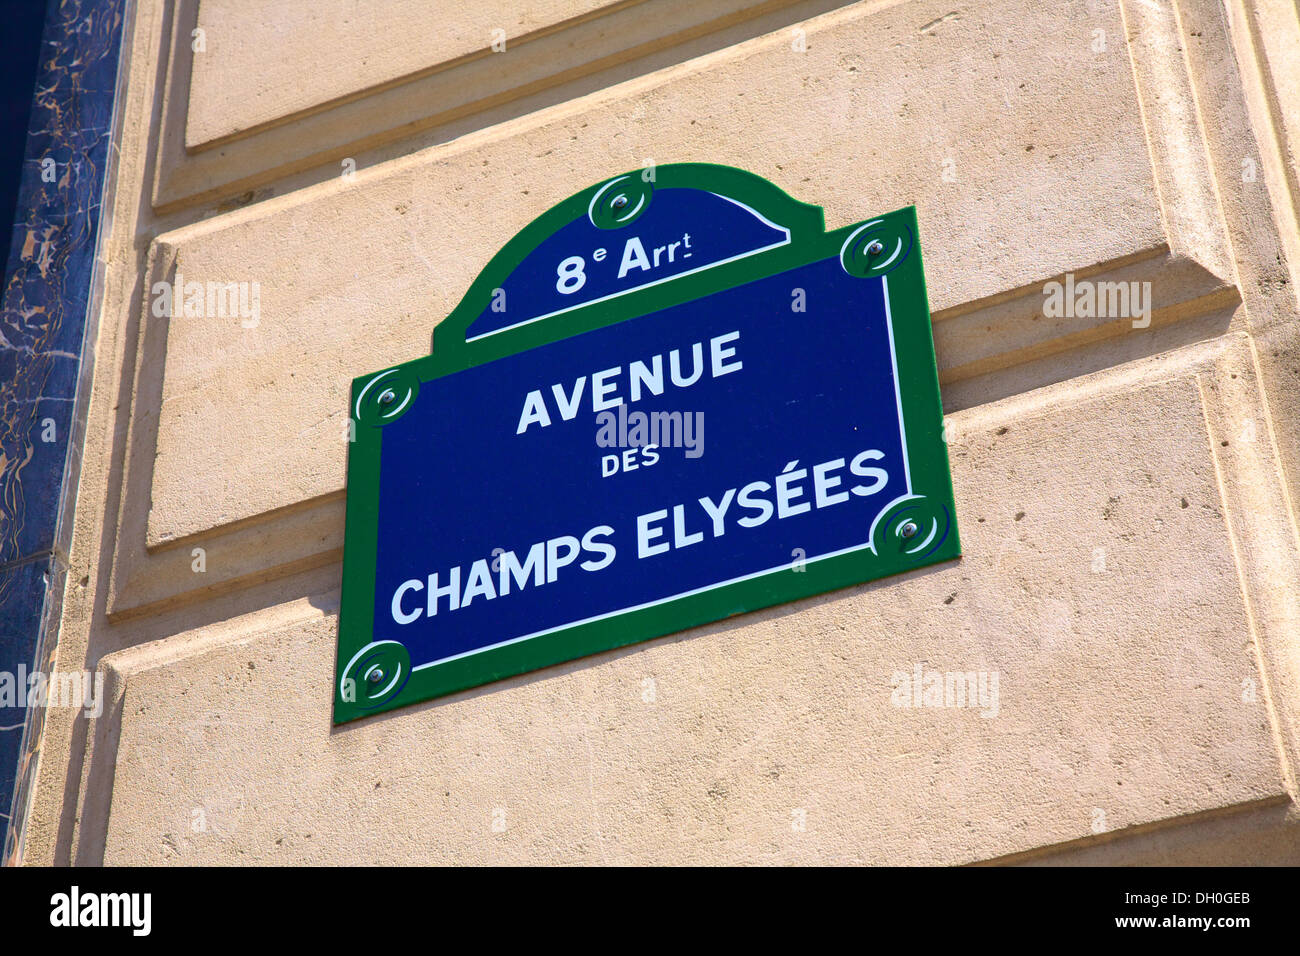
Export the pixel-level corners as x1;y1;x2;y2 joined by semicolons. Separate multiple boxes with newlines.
587;173;653;230
840;214;914;279
354;365;421;428
340;640;412;711
871;495;953;561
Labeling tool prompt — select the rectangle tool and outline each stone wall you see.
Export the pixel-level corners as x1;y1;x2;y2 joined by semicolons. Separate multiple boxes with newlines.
15;0;1300;864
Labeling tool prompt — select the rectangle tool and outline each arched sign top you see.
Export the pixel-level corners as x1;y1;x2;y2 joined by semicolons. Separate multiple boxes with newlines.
436;164;827;356
463;186;793;342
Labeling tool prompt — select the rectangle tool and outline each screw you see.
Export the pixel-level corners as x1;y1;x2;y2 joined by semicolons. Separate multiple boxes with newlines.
378;388;396;406
367;668;385;684
866;239;884;256
900;520;919;539
611;195;628;210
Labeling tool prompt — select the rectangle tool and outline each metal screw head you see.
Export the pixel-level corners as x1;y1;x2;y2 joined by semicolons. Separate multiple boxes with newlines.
611;195;628;210
900;520;919;539
367;668;385;684
378;388;396;406
866;239;885;256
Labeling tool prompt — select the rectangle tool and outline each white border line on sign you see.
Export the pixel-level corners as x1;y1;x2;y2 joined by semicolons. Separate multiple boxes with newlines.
882;273;913;496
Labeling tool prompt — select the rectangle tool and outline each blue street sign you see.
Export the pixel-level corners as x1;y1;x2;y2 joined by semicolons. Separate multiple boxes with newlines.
336;164;959;722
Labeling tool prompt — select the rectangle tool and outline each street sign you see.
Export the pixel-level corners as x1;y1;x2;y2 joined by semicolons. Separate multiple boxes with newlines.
335;164;959;723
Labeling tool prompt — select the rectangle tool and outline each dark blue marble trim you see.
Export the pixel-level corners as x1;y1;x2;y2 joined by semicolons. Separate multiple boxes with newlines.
1;0;127;864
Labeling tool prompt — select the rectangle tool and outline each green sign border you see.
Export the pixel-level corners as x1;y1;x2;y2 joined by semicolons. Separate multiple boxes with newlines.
335;163;960;724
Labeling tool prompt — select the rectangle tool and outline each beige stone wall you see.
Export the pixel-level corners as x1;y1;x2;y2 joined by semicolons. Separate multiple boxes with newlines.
14;0;1300;864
